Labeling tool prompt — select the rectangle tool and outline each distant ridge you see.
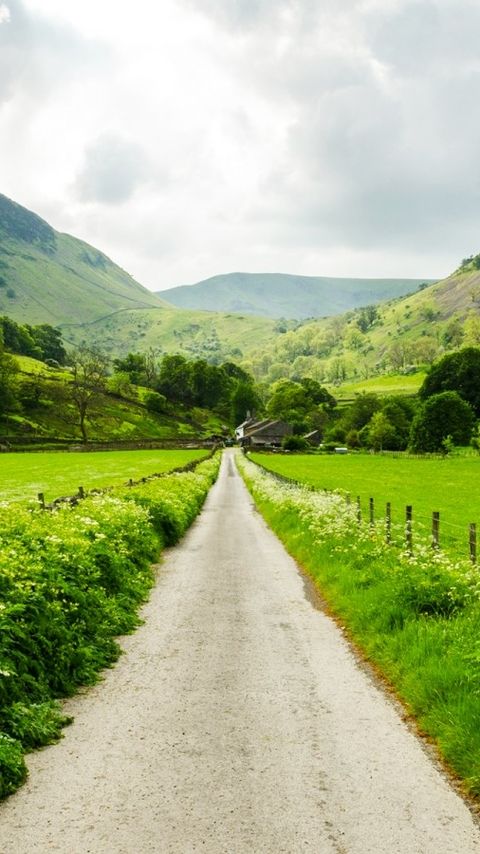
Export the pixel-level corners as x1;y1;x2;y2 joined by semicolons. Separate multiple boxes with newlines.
0;193;166;326
159;272;436;319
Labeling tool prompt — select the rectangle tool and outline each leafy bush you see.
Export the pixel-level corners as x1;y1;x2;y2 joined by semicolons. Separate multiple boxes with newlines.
0;453;219;798
144;391;167;413
409;391;474;452
282;435;308;451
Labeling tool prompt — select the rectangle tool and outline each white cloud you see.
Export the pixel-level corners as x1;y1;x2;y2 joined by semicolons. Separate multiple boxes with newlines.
1;0;479;289
74;134;151;205
0;3;10;24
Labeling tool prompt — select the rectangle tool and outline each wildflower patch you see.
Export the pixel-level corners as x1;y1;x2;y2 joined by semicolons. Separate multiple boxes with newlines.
238;452;480;796
0;454;219;798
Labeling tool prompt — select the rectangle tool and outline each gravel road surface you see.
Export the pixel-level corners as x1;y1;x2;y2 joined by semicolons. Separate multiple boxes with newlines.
1;450;479;853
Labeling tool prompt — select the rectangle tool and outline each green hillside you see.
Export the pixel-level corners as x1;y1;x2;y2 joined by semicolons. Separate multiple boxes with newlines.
0;194;165;325
62;305;279;362
3;355;223;445
240;265;480;388
159;272;435;319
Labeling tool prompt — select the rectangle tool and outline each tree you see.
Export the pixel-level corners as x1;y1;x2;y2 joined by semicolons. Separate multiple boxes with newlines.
69;347;109;442
107;372;135;398
381;396;417;450
113;353;147;386
343;392;382;431
366;412;397;452
231;381;261;426
144;391;167;413
191;361;230;409
419;347;480;416
156;354;194;404
357;305;378;333
409;392;474;452
0;342;19;417
29;324;66;364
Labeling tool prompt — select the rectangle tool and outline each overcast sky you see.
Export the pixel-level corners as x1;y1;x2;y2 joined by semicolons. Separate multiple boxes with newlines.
1;0;480;290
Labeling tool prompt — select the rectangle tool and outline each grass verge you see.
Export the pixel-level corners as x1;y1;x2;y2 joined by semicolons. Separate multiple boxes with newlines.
0;453;220;798
238;452;480;798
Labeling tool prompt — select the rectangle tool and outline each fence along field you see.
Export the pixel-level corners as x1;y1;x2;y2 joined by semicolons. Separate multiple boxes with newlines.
0;449;209;504
250;452;480;561
239;452;480;796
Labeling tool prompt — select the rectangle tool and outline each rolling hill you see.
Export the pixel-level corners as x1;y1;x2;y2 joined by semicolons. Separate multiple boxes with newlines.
239;261;480;389
0;193;280;359
0;193;165;325
63;305;278;362
159;272;435;319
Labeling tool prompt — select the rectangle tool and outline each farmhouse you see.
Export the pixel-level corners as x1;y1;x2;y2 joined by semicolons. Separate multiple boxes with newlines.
236;418;293;448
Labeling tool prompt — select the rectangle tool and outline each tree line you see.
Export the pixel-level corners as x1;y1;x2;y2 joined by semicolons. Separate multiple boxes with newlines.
2;311;480;453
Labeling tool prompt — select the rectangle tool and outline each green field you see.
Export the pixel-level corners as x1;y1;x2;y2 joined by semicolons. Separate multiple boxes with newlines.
251;452;480;558
0;449;208;504
331;372;425;401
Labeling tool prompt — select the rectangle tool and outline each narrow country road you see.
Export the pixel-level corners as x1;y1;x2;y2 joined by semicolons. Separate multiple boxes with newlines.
1;450;479;853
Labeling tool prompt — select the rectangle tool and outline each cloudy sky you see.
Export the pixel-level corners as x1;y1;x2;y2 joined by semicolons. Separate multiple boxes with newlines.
1;0;479;290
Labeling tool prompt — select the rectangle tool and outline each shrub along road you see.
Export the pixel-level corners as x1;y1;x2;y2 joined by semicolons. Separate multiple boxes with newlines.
0;451;479;852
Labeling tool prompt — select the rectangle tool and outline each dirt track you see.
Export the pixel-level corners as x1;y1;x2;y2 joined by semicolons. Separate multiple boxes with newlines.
0;450;479;853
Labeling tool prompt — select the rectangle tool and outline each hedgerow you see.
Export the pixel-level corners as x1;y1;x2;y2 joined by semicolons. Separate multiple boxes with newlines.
0;453;219;798
238;452;480;796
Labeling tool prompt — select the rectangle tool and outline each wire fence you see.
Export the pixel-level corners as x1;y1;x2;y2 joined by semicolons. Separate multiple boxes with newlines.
250;458;478;564
34;448;217;512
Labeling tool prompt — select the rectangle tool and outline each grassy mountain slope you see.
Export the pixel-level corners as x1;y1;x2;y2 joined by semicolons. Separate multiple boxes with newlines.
240;266;480;389
62;305;279;362
4;355;223;443
0;194;165;325
159;272;434;319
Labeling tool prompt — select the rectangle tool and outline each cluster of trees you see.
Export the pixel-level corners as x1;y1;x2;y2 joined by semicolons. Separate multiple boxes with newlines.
113;352;260;425
0;316;66;364
265;378;337;435
2;312;480;455
323;348;480;453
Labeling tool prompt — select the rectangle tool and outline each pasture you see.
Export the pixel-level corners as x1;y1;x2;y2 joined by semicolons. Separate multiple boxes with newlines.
0;448;208;504
250;452;480;558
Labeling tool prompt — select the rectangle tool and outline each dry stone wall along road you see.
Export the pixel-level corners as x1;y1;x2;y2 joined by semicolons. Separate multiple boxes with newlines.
1;449;480;853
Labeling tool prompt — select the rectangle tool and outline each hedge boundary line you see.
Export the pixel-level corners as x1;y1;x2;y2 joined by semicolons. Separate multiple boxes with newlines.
0;453;220;798
238;451;480;799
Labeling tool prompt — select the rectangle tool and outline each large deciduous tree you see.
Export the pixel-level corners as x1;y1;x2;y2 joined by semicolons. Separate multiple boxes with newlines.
409;391;474;452
419;347;480;416
69;347;109;442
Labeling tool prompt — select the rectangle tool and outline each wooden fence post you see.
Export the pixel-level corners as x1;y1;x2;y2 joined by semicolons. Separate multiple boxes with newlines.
346;492;351;506
38;492;45;510
369;497;374;527
386;502;391;544
78;486;85;499
129;478;134;487
470;523;477;565
405;505;413;554
432;512;440;550
356;496;361;524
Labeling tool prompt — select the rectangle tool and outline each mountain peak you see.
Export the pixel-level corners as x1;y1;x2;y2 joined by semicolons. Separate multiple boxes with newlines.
0;193;56;254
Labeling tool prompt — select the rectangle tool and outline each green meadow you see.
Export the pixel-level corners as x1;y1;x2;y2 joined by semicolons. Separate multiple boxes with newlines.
251;452;480;558
0;448;208;504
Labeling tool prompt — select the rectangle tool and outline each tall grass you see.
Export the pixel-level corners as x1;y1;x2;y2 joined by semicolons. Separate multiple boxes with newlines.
0;454;220;798
251;452;480;559
238;453;480;796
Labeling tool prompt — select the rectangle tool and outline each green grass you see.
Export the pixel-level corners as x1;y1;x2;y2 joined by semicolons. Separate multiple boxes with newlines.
63;305;277;362
251;452;480;558
331;372;425;400
240;454;480;796
0;449;208;503
0;453;220;798
2;354;225;443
